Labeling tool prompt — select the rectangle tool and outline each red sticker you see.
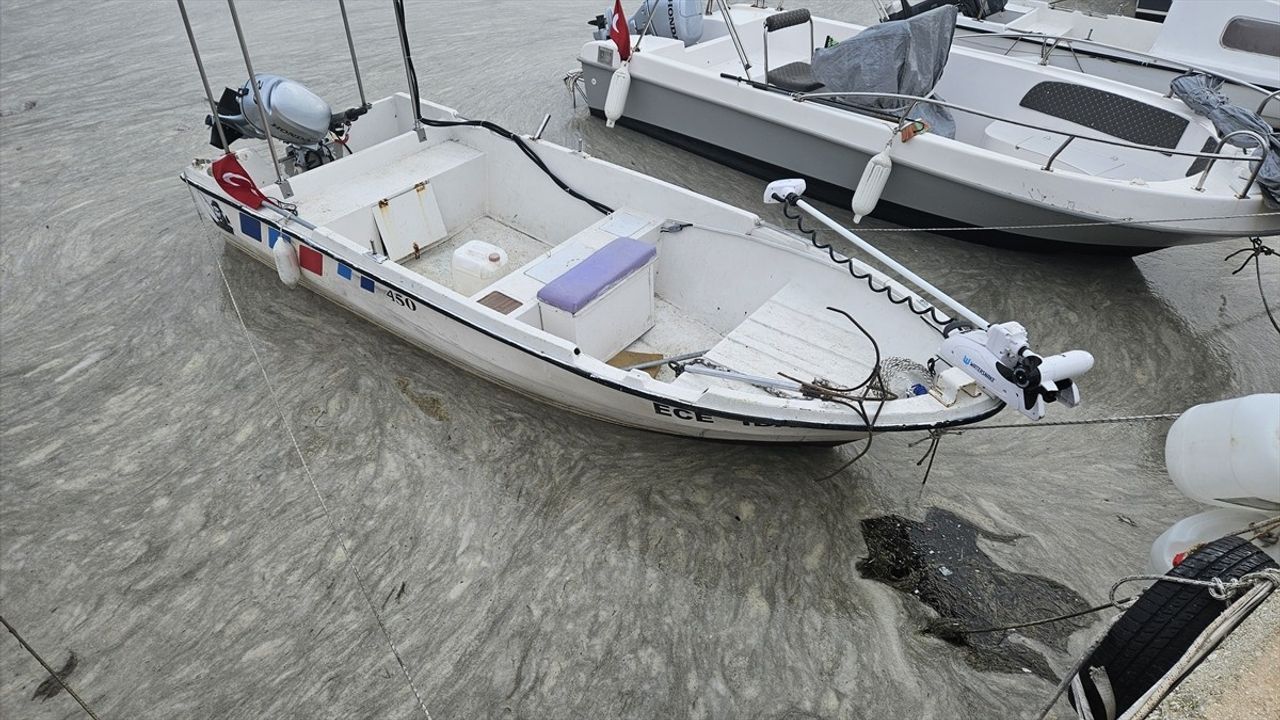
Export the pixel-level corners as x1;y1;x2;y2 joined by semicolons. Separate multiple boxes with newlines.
298;244;323;275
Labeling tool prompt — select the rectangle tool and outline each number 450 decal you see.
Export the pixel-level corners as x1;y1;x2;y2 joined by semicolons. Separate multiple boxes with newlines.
386;289;417;311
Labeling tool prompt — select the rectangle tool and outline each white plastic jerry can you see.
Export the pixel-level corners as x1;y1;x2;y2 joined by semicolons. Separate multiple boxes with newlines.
451;240;509;297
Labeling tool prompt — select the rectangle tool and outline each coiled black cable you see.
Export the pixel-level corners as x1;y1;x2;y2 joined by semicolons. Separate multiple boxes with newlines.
393;0;613;217
420;116;615;216
775;194;950;328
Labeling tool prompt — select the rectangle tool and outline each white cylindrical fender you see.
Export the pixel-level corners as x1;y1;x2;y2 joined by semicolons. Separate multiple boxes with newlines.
604;61;631;129
1165;394;1280;511
851;149;892;223
272;237;301;288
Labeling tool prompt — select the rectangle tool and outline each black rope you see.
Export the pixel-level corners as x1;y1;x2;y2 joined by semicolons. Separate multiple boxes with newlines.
820;307;883;392
393;0;613;217
810;307;896;482
1;614;101;719
910;428;947;488
775;194;950;327
1225;237;1279;337
926;599;1124;643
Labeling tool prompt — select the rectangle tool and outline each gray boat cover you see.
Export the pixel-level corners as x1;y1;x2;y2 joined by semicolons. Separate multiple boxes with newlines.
886;0;1008;22
1171;73;1279;208
811;5;959;138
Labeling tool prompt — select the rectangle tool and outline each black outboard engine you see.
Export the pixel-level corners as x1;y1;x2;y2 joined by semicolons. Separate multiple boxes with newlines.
207;74;369;173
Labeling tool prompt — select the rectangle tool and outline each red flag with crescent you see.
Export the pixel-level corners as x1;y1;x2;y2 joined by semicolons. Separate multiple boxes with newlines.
610;0;631;61
212;153;268;209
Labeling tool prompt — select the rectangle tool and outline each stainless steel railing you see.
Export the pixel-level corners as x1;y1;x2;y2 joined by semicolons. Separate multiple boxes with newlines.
952;32;1274;100
791;89;1270;198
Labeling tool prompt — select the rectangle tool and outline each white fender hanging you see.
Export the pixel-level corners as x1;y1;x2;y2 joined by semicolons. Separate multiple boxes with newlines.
851;149;892;224
604;61;631;129
272;237;301;288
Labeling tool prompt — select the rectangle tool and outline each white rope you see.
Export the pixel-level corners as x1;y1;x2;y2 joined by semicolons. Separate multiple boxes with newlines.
199;231;432;720
849;210;1280;233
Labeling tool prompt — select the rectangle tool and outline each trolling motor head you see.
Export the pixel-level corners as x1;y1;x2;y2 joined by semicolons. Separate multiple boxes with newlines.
207;74;369;171
939;322;1094;421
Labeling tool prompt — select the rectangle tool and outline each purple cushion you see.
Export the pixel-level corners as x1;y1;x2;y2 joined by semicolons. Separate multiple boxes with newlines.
537;237;656;314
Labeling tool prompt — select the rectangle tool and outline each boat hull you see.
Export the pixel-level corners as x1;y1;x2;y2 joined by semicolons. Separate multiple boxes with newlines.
578;58;1274;251
185;182;999;445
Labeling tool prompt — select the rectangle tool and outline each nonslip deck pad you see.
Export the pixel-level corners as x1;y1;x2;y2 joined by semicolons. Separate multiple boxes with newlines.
1019;81;1188;150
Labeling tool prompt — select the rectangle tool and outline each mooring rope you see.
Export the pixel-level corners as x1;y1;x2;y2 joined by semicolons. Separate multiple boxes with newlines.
1225;237;1280;336
199;231;432;720
958;412;1184;431
0;614;101;719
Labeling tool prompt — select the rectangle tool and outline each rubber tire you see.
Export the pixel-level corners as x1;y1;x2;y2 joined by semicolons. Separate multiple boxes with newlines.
1072;535;1278;718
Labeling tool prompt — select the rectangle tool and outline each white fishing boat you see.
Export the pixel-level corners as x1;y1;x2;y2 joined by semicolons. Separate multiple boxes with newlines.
178;1;1092;445
574;2;1280;252
878;0;1280;128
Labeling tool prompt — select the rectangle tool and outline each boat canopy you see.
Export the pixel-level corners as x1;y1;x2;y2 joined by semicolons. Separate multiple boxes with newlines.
883;0;1008;22
1172;73;1280;208
812;5;959;137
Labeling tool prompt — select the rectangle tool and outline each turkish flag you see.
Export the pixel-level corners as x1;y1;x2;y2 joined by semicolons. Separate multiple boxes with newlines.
610;0;631;62
212;153;269;209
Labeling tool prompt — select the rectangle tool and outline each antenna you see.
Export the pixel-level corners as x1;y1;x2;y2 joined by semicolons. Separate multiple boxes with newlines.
337;0;368;108
226;0;293;197
391;0;427;142
176;0;230;153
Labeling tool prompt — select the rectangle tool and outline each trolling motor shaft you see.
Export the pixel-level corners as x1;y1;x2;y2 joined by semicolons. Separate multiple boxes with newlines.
763;178;1094;421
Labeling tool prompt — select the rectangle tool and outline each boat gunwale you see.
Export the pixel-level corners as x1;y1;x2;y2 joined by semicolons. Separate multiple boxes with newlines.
181;176;1006;434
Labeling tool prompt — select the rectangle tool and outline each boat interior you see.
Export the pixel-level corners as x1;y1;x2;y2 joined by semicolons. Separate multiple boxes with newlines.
223;96;940;401
636;6;1230;183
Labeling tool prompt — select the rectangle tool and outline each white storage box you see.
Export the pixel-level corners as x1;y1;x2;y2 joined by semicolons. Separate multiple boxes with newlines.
536;237;656;359
452;240;508;297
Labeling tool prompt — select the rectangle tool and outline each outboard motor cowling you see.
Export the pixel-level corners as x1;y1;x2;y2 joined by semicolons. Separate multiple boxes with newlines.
207;74;369;173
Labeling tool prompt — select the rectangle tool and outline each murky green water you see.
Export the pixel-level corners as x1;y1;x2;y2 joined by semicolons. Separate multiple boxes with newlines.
1;1;1275;717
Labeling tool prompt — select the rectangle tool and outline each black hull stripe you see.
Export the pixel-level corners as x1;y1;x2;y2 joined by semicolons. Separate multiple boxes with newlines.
183;177;1005;434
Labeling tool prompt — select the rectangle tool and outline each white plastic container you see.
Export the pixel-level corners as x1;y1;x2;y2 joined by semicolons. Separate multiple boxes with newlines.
451;240;508;297
1149;507;1279;575
1165;394;1280;512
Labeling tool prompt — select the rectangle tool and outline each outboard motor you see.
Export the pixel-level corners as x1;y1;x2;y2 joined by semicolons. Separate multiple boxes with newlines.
207;74;368;173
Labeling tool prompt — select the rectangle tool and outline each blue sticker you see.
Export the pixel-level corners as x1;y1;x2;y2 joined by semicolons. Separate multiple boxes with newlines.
337;263;353;280
268;227;281;248
239;212;262;241
360;275;375;293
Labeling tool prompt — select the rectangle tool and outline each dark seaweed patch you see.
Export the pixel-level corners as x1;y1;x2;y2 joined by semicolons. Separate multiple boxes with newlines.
31;651;77;701
858;509;1090;680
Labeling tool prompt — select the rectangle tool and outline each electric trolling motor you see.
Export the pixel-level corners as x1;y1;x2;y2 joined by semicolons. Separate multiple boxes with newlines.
938;322;1093;421
762;178;1094;422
